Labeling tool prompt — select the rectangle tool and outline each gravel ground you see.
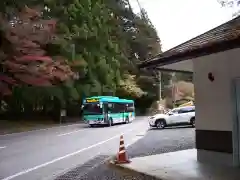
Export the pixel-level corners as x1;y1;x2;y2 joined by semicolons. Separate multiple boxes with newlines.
55;126;195;180
128;126;195;158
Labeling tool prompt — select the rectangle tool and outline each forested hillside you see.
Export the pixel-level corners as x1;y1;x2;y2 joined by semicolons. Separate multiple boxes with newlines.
0;0;193;120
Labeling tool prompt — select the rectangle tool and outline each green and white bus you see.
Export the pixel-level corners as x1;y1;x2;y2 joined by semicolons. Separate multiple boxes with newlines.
82;96;135;127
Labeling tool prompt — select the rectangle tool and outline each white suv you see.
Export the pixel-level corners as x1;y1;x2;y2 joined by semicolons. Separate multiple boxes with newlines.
148;106;195;129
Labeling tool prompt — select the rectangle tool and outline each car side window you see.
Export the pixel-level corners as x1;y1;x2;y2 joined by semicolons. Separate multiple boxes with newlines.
188;107;195;112
178;109;185;114
178;107;195;114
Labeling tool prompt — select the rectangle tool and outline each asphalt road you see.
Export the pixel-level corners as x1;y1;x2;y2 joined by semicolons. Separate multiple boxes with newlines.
56;125;195;180
0;117;149;180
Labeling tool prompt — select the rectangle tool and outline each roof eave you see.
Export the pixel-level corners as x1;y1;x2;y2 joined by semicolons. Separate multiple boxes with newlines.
138;37;240;69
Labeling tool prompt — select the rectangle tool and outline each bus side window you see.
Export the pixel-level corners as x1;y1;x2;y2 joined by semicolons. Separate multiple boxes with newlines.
126;103;134;112
107;103;113;113
112;103;124;113
120;103;125;113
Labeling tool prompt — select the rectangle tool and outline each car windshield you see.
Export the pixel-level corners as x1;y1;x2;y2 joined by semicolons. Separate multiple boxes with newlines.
83;103;103;115
167;109;178;115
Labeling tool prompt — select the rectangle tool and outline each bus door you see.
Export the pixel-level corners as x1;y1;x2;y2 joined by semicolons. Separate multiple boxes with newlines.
103;103;108;123
126;103;134;121
124;104;128;122
122;104;125;122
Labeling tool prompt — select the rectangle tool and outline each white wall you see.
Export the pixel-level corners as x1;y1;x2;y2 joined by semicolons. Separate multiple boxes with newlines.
162;59;193;72
193;48;240;131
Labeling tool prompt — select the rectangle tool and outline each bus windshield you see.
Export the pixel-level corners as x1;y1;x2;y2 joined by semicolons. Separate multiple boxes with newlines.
83;103;103;115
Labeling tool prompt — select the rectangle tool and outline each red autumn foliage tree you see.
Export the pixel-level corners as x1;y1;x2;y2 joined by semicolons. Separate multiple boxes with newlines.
0;6;75;96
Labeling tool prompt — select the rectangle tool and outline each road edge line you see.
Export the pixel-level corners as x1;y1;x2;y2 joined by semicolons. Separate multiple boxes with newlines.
0;123;85;137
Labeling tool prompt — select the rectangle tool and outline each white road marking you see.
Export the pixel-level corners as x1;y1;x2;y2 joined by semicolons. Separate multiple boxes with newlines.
136;131;147;136
125;128;148;147
57;122;131;137
162;137;170;140
1;128;135;180
57;129;85;137
0;146;6;149
126;137;142;147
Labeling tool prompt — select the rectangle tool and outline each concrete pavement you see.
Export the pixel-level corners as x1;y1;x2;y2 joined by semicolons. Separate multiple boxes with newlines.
0;117;149;180
115;149;240;180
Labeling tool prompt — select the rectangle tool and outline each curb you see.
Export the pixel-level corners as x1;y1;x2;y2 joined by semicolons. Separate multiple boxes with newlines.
107;159;161;180
0;122;85;137
46;155;114;180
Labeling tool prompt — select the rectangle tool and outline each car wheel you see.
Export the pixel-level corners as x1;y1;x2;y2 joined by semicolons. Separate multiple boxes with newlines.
190;117;195;128
155;119;166;129
89;124;95;128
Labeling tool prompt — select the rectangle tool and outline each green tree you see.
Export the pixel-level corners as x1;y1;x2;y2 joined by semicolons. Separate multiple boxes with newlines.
106;0;162;96
218;0;240;17
44;0;124;98
0;0;165;118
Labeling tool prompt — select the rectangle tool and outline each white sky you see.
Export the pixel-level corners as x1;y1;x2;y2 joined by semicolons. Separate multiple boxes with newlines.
130;0;234;51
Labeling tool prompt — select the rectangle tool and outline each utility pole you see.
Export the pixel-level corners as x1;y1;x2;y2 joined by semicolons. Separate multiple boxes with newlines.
171;72;177;107
136;0;143;10
127;0;144;18
126;0;134;15
158;71;162;101
136;0;146;19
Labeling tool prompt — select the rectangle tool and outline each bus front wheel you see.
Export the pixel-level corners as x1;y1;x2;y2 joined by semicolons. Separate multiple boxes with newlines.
125;116;130;124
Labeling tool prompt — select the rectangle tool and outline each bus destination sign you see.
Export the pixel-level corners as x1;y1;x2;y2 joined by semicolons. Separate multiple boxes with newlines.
86;98;99;103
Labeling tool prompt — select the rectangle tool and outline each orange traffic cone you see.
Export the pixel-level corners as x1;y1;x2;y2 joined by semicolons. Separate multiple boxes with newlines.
115;135;131;164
